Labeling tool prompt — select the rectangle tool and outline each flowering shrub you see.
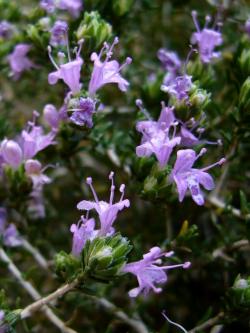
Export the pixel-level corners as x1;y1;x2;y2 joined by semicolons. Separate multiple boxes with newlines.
0;0;249;332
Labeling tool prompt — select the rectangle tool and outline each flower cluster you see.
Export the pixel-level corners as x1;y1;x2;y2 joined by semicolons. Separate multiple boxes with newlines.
136;10;225;206
47;34;131;128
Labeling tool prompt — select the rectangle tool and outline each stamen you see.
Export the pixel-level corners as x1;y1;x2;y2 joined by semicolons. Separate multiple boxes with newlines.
119;184;125;201
77;39;84;57
86;177;99;204
48;45;59;70
205;15;211;28
171;121;179;139
162;312;188;333
136;99;152;120
165;251;174;257
160;261;191;270
109;171;115;204
184;46;197;73
195;148;207;161
201;157;226;172
191;10;200;32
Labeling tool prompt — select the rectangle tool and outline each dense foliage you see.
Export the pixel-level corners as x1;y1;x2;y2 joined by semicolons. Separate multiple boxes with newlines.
0;0;250;332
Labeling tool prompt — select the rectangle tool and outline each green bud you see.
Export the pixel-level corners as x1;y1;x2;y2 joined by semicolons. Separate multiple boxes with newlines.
189;87;211;110
4;309;21;326
82;234;132;282
55;251;82;282
239;77;250;111
76;11;112;48
112;0;134;16
227;275;250;310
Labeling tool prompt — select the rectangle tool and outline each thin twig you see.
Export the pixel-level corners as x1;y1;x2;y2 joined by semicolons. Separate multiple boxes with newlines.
213;239;250;262
21;238;49;270
0;248;78;333
207;196;250;220
89;295;149;333
188;312;224;333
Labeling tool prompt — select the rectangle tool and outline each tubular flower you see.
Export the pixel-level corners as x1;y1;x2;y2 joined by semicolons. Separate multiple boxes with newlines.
70;217;96;256
122;247;191;297
88;37;132;96
161;74;193;102
8;44;36;80
191;11;223;63
77;172;130;236
136;101;180;168
169;148;226;205
48;39;84;94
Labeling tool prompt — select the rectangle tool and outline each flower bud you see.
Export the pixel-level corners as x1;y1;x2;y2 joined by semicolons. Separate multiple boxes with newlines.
82;233;132;282
227;275;250;310
239;77;250;111
189;88;211;109
24;159;42;175
43;104;59;129
1;139;22;169
112;0;134;16
76;11;112;48
55;251;82;282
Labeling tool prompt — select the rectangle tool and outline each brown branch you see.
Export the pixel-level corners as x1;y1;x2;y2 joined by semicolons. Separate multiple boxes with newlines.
188;312;224;333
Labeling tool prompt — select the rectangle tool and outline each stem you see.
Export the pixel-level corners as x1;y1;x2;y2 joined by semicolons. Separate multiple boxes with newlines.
188;312;224;333
207;195;250;220
20;280;78;319
21;239;49;270
0;248;78;333
89;295;149;333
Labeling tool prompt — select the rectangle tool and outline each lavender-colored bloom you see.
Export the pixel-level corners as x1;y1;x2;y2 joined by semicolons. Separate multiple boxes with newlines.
70;97;95;127
136;102;180;167
70;217;96;256
48;40;84;94
21;121;56;160
25;159;51;188
50;20;68;46
58;0;83;18
0;139;23;169
88;37;132;96
8;44;35;80
0;21;13;39
77;172;130;236
43;104;60;129
161;74;193;102
169;148;226;205
0;208;22;248
40;0;56;13
122;247;191;297
191;11;223;64
157;49;181;72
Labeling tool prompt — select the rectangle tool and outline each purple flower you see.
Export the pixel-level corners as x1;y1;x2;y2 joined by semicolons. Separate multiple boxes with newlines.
191;11;223;63
0;208;22;248
161;74;193;102
25;159;51;188
0;21;13;39
169;148;226;205
21;112;56;159
50;20;68;47
122;247;191;297
77;172;130;236
88;37;132;96
69;97;96;127
40;0;56;13
43;104;60;129
157;48;181;73
0;139;23;169
58;0;83;18
8;44;35;80
136;101;180;168
70;217;96;256
48;40;84;94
